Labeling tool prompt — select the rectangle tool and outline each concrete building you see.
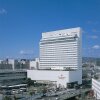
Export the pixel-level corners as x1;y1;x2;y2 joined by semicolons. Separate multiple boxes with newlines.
0;59;31;70
0;64;12;70
0;70;27;86
92;78;100;99
0;59;13;69
39;27;82;70
20;59;30;69
0;60;3;64
27;70;82;88
27;27;82;88
29;58;39;69
8;59;15;70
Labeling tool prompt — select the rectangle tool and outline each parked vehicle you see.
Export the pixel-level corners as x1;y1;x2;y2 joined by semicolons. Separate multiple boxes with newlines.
12;89;19;94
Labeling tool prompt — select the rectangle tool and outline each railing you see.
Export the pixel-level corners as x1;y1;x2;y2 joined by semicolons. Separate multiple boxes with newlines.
19;89;91;100
19;93;43;100
0;69;27;73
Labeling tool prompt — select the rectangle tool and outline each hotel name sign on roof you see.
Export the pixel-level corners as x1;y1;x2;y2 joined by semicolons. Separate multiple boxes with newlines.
42;27;81;40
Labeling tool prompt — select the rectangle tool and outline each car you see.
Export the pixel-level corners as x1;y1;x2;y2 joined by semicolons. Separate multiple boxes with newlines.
4;91;12;95
12;89;19;94
20;88;27;92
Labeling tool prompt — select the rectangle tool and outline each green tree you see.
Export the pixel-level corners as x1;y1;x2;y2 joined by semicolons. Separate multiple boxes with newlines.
14;95;18;100
3;96;12;100
25;78;35;87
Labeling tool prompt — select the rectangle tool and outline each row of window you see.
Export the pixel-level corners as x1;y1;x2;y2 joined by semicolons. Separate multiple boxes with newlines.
40;39;77;44
40;40;78;43
40;44;78;46
40;63;78;66
40;45;79;49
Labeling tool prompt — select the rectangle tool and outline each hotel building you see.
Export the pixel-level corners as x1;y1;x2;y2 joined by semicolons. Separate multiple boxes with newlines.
27;27;82;87
39;27;82;70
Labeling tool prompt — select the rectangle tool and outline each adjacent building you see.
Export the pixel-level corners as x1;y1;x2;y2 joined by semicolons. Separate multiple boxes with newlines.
29;58;39;69
0;59;31;70
0;70;27;86
0;59;13;70
92;78;100;99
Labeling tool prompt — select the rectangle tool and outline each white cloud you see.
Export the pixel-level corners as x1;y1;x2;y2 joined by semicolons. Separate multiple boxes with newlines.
87;21;92;24
92;45;100;49
0;8;7;15
20;50;33;55
89;35;98;39
20;50;25;55
92;29;100;33
87;21;99;25
82;47;91;50
82;30;88;34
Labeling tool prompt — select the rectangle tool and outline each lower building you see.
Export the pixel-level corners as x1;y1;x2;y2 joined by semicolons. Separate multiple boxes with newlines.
0;59;31;70
27;69;82;88
92;78;100;99
0;64;12;70
29;58;39;69
0;70;27;86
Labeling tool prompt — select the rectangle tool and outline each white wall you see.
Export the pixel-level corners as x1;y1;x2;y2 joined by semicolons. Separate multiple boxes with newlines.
40;27;82;70
92;78;100;99
42;27;81;39
8;59;15;70
27;70;82;87
29;58;39;69
0;60;3;64
69;70;82;84
30;61;36;69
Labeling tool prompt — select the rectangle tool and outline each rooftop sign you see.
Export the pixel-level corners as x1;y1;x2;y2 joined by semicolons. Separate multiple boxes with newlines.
42;27;81;39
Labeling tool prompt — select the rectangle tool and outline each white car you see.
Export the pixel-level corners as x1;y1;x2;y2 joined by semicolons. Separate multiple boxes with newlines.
12;89;19;94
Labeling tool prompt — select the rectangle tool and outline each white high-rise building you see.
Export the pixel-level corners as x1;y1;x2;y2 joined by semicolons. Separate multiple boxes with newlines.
27;27;82;87
39;27;82;70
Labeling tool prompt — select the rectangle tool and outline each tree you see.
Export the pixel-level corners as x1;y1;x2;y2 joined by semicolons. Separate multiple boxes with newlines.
3;96;12;100
14;95;18;100
25;78;35;87
94;75;99;79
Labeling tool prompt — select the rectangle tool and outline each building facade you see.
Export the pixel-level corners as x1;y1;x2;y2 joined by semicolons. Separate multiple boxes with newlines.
39;27;82;70
92;78;100;99
0;70;27;86
27;70;82;88
0;59;30;70
27;27;82;88
29;58;39;69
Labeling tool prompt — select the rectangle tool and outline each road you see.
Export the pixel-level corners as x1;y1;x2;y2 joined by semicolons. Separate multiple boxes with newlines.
6;88;91;100
0;94;3;100
35;88;91;100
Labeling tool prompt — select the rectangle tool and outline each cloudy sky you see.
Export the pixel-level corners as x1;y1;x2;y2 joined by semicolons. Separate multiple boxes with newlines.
0;0;100;58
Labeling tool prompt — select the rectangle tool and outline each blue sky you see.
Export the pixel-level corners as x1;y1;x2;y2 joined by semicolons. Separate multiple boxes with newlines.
0;0;100;59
